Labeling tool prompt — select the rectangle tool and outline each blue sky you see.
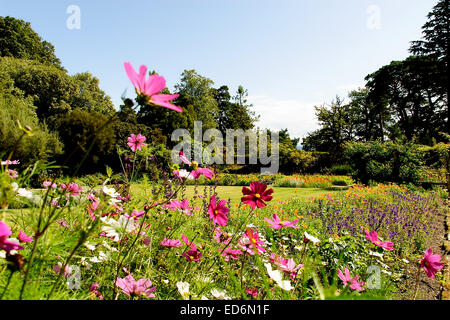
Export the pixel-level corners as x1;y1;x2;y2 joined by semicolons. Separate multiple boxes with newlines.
0;0;436;140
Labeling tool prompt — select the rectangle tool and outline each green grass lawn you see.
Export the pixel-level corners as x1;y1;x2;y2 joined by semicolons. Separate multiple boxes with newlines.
130;184;338;206
2;185;339;220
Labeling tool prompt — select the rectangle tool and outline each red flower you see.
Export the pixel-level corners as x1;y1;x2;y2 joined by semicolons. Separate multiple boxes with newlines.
241;181;274;209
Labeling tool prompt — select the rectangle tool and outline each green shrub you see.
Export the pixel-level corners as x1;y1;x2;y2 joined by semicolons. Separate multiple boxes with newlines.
0;77;63;167
330;164;352;176
343;140;424;185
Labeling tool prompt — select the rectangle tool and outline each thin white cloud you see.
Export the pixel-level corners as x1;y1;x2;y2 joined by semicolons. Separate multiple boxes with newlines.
247;95;320;141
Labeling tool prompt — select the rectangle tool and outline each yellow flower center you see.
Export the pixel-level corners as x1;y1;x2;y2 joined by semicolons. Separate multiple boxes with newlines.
255;194;261;199
214;209;219;216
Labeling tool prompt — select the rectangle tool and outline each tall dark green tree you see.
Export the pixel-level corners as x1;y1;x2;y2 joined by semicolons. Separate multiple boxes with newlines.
0;16;63;69
410;0;449;133
302;96;358;156
174;70;219;131
213;85;258;132
365;55;447;144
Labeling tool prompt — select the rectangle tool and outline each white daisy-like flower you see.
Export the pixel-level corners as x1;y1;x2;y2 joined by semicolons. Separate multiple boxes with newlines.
89;251;108;263
0;251;5;259
108;197;122;206
102;186;120;198
304;231;320;245
80;257;92;269
17;188;33;199
100;216;136;241
84;242;97;251
264;263;294;291
102;241;118;252
381;269;392;276
176;281;190;300
210;289;232;300
369;251;384;259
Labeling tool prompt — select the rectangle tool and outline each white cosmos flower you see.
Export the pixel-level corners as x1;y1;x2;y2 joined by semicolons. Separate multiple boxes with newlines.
102;241;118;252
0;251;5;259
304;231;320;245
102;186;120;198
264;263;294;291
84;242;97;251
176;281;190;300
17;188;33;199
89;251;108;263
80;257;92;269
369;251;384;259
210;289;232;300
108;197;122;206
100;216;136;241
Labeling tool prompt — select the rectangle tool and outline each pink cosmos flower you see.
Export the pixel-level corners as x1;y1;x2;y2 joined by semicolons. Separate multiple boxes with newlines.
270;253;303;279
61;182;82;197
162;199;193;216
178;151;214;180
125;210;146;220
238;228;266;255
57;219;69;228
1;160;19;166
116;274;156;298
420;248;444;278
18;230;33;243
264;214;299;230
53;262;72;278
89;282;104;300
337;268;353;287
181;234;191;247
0;221;24;253
51;199;61;208
127;134;147;152
337;268;365;292
241;181;274;210
86;194;100;220
142;237;151;247
43;181;57;189
221;248;243;262
160;238;183;248
124;62;181;112
364;230;394;251
246;288;258;298
213;227;232;245
208;195;229;226
349;275;365;292
7;170;18;179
